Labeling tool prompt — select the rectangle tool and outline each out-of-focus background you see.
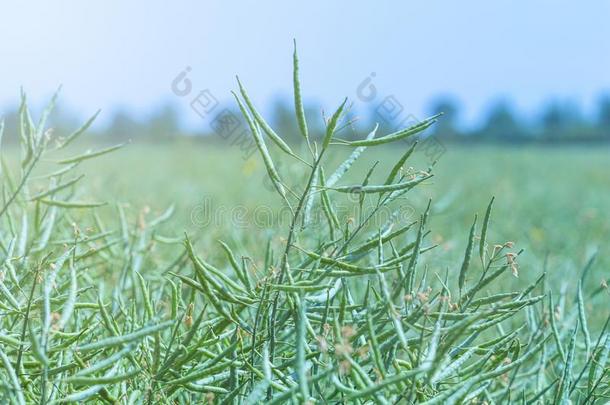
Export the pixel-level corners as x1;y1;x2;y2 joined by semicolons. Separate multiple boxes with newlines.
1;1;609;283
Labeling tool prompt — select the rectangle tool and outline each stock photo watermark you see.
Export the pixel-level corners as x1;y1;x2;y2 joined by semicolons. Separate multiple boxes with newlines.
355;72;446;164
170;66;445;198
171;66;258;161
171;66;297;193
190;196;416;230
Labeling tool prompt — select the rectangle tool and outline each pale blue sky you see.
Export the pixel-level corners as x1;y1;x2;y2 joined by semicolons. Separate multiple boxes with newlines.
1;1;608;129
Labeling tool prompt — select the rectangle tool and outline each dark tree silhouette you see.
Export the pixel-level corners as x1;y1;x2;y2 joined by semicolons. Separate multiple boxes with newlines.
482;100;526;141
428;96;461;138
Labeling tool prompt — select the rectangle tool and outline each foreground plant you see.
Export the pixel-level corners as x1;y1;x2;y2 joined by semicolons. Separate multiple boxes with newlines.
0;47;608;404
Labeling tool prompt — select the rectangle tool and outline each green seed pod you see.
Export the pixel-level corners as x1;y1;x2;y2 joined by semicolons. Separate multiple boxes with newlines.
577;281;591;358
479;197;495;265
337;113;440;147
236;77;295;157
292;40;309;142
322;98;347;150
0;346;26;405
58;143;125;164
30;175;85;201
39;199;107;208
383;141;418;186
59;109;101;149
75;320;173;353
326;125;378;187
329;174;431;195
459;215;478;295
232;91;289;203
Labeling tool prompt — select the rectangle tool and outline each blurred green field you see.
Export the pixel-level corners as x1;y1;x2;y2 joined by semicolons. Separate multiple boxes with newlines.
80;141;610;291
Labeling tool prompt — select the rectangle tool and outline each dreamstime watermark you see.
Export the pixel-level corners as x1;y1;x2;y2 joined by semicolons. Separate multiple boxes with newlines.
170;65;445;198
190;196;416;230
354;72;446;164
170;66;257;161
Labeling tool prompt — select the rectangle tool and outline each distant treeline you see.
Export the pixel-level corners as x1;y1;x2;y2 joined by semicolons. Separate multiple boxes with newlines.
2;94;610;144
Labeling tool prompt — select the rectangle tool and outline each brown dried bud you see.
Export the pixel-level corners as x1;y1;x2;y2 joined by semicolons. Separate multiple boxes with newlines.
417;291;429;302
339;359;351;375
341;325;356;340
316;335;328;353
335;342;353;356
